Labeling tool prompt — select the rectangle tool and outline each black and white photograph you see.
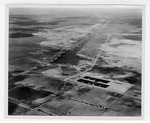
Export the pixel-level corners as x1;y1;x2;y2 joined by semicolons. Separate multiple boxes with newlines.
8;5;143;117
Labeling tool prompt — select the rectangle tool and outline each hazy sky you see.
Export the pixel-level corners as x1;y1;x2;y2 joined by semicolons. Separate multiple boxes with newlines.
9;5;143;16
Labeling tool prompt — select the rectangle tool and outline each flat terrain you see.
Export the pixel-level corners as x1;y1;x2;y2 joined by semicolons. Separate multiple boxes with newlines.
8;7;142;116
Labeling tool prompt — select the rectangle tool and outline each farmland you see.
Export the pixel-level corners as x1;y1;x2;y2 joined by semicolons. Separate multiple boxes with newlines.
8;7;142;116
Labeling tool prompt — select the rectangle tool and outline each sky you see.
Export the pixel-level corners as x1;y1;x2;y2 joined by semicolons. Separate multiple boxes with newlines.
9;5;143;16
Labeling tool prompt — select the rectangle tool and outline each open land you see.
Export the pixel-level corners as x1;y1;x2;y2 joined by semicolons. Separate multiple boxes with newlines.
8;7;142;116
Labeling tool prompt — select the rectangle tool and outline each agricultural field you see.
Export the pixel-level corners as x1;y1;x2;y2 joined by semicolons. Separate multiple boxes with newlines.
8;6;142;117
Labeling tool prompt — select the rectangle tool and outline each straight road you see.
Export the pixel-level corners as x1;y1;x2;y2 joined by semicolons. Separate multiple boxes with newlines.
77;21;110;54
91;34;111;68
61;34;111;92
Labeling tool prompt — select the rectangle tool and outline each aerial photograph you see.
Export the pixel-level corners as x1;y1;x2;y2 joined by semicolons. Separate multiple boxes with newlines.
8;5;142;116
